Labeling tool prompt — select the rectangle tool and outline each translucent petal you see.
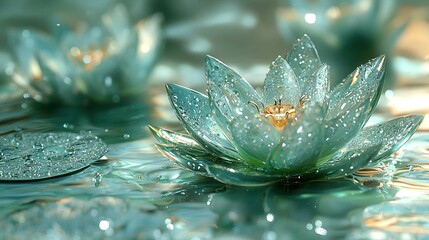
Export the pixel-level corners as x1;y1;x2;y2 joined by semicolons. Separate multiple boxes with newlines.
263;56;300;106
228;111;281;168
82;56;121;102
321;98;371;156
346;115;424;161
156;144;213;177
267;104;324;172
207;83;236;140
285;34;321;91
300;64;330;105
148;125;201;149
166;84;240;159
310;144;382;179
327;55;385;120
205;55;262;121
8;29;72;103
35;54;81;105
206;164;283;187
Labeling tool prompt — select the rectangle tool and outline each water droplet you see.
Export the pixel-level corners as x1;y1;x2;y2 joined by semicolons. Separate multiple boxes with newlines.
32;142;44;151
65;145;75;155
93;172;102;187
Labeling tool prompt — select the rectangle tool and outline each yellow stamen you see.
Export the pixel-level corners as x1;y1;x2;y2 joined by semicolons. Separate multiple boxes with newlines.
263;103;296;130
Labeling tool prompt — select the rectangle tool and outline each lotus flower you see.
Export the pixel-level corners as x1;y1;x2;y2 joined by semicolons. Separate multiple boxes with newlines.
9;4;162;105
150;35;423;187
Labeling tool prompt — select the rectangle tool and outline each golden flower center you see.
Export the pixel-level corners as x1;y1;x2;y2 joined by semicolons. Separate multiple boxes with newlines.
249;96;306;131
69;45;109;71
263;103;296;130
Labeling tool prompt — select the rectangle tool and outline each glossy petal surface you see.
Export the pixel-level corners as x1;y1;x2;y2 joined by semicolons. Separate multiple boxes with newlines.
285;34;321;92
166;84;239;159
206;164;283;187
321;99;371;156
346;115;424;161
148;126;201;149
327;56;385;120
311;144;382;179
207;83;235;139
229;111;281;167
267;104;324;172
300;64;330;105
156;144;213;177
263;56;300;106
206;56;262;121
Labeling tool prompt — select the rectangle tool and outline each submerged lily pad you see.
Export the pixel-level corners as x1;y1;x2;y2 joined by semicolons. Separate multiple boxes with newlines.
0;132;108;181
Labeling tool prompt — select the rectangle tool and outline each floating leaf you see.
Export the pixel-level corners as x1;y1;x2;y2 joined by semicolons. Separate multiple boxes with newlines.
0;132;107;181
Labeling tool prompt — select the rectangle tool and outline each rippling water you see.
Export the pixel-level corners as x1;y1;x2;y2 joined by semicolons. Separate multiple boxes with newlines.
1;96;429;239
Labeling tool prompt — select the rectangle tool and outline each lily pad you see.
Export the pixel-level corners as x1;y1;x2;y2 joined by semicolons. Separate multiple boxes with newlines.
0;132;108;181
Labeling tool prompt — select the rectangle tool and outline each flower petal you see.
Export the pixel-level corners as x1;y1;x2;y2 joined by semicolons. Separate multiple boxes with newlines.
346;115;424;161
228;111;281;167
205;55;262;122
263;56;300;106
148;125;201;149
267;104;324;172
327;55;385;120
207;83;237;140
156;144;212;177
206;164;283;187
321;98;371;156
166;83;240;159
9;29;72;103
285;34;321;91
300;64;330;105
310;144;382;179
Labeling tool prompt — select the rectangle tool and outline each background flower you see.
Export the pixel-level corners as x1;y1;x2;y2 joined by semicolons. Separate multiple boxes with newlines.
8;4;162;105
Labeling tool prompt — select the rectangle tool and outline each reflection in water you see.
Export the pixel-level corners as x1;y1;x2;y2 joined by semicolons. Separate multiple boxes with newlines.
349;200;429;239
1;197;217;239
207;179;396;239
348;134;429;239
0;97;156;143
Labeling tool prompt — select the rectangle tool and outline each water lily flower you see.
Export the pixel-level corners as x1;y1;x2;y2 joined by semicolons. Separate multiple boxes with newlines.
9;4;162;105
150;35;423;187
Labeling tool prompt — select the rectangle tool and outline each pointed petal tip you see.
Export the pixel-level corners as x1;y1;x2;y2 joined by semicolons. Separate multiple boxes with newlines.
271;55;287;65
301;34;311;41
165;83;173;91
299;34;315;46
154;143;176;161
412;114;425;126
375;54;386;71
154;143;167;154
204;55;214;62
147;125;158;135
205;55;221;65
204;55;230;74
165;83;192;96
165;83;179;98
397;114;425;127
